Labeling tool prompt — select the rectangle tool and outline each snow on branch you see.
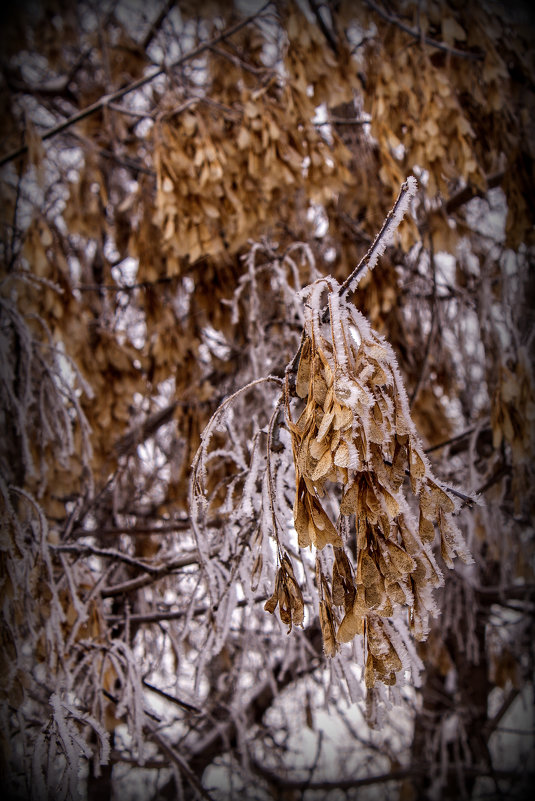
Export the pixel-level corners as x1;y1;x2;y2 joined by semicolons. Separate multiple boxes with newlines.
190;179;472;693
340;176;418;296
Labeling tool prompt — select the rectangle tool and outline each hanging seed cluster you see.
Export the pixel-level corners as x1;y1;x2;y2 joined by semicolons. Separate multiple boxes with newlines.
266;278;472;687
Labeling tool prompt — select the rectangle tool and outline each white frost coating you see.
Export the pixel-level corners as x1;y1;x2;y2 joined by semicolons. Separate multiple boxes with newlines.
329;291;349;370
333;655;363;704
390;617;426;687
382;619;414;677
213;582;238;656
345;176;418;294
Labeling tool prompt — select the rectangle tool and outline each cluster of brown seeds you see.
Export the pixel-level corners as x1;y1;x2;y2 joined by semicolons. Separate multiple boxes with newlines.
264;554;304;633
265;279;472;686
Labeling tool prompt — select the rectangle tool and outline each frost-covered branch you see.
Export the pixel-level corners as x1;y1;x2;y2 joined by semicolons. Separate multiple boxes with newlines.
339;176;418;296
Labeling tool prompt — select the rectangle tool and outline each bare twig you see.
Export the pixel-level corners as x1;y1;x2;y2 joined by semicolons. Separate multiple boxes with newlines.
0;2;273;168
316;117;369;125
142;680;201;714
141;0;175;51
50;542;161;573
424;426;481;454
445;172;504;215
100;551;203;598
483;689;520;739
114;402;178;457
363;0;484;60
308;0;338;54
410;231;437;408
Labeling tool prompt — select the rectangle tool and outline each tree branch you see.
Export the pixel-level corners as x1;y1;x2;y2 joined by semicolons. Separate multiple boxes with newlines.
308;0;338;54
0;1;273;168
100;551;202;598
339;177;417;297
363;0;484;60
445;172;504;215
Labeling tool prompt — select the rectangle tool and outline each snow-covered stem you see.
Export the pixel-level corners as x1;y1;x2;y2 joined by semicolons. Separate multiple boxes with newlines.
339;176;418;296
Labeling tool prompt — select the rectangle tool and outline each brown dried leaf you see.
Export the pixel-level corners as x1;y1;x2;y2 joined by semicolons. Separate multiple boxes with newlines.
364;584;384;610
340;481;359;515
279;586;292;626
382;487;400;519
385;539;416;576
360;552;382;588
293;487;311;548
312;360;329;407
365;484;382;523
319;599;338;656
409;443;426;480
296;337;312;398
336;607;364;642
386;580;407;606
308;496;342;547
419;513;435;544
334;439;350;468
364;651;376;689
264;569;281;614
311;447;333;481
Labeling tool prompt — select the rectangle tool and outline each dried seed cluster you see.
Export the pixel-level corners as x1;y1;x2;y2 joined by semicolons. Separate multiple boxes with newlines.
266;278;472;686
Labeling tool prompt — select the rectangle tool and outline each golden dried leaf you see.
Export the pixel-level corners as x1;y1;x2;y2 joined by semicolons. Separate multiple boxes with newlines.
334;439;350;468
360;552;382;588
385;540;416;577
293;487;311;548
311;447;333;481
316;407;335;443
333;403;352;430
409;444;426;480
296;337;312;398
319;599;338;657
340;481;359;515
309;435;329;460
336;607;364;642
419;513;435;543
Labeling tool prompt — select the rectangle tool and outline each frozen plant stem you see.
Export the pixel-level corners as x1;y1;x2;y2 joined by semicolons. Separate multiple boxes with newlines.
339;176;418;297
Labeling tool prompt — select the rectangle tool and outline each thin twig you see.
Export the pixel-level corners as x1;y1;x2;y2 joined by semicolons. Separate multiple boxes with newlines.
50;542;161;573
141;0;175;51
142;680;201;714
316;117;369;125
339;178;416;297
0;2;273;168
425;426;487;454
409;230;437;408
363;0;484;60
309;0;338;54
445;172;504;215
100;551;204;598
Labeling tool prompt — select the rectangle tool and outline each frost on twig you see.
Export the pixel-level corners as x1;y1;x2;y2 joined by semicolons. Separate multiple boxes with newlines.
191;179;473;689
339;175;418;297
